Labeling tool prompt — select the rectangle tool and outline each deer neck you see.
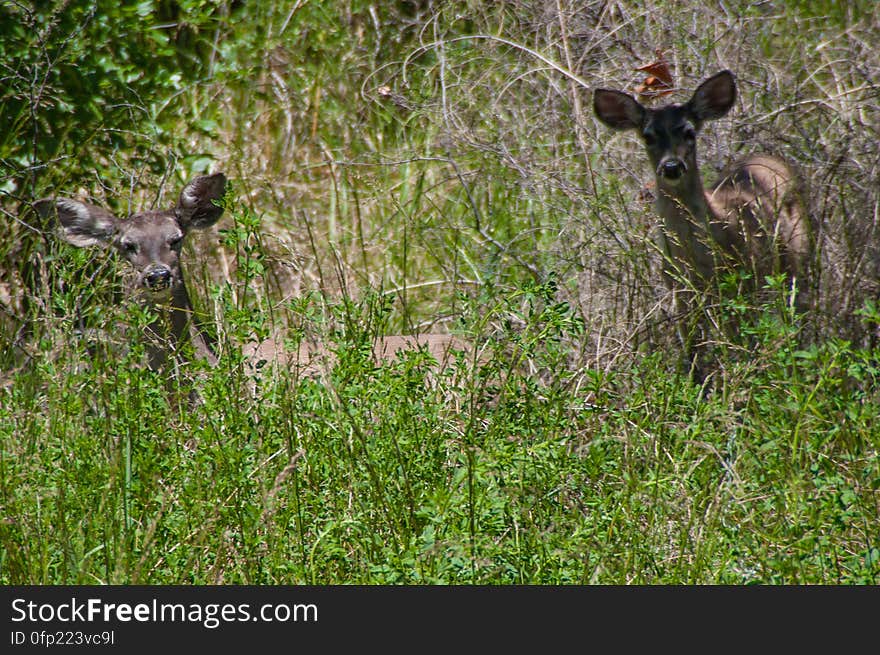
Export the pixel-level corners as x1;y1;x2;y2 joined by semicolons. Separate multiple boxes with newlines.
146;280;217;369
654;174;718;282
655;171;712;227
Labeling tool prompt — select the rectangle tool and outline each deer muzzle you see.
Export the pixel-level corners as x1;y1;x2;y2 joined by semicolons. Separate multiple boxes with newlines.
658;158;687;181
143;266;173;292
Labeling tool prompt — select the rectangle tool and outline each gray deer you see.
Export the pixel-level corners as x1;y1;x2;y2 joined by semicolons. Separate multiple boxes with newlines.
593;70;810;375
35;173;227;371
35;173;471;377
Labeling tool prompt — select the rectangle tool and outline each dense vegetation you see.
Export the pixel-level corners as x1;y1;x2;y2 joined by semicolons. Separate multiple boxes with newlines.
1;0;878;583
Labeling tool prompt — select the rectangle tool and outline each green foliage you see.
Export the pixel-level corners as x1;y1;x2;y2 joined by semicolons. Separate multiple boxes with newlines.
1;0;878;585
0;0;226;196
4;267;877;584
784;0;877;25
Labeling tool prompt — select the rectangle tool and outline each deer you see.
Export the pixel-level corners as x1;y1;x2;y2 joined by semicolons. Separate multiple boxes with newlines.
33;173;228;372
592;70;810;377
34;173;473;378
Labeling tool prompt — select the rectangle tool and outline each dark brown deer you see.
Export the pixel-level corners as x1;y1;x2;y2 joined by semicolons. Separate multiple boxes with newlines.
34;173;228;371
593;70;810;375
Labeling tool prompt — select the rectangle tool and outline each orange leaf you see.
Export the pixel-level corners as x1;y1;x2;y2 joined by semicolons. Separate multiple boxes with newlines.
634;50;674;100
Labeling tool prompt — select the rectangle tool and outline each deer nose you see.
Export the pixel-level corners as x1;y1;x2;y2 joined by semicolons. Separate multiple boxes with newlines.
658;159;686;180
143;267;173;291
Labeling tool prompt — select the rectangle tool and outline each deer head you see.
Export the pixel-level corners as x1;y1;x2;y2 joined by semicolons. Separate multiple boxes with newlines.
593;70;737;192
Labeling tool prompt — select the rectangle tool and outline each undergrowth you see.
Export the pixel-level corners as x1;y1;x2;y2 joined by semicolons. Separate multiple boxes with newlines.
1;1;878;584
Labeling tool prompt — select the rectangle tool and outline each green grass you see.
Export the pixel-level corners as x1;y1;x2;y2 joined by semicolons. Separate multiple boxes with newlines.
1;1;878;584
2;271;878;584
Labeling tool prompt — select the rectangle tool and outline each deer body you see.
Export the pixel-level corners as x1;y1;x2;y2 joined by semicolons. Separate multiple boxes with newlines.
593;70;809;291
35;173;469;377
245;333;471;378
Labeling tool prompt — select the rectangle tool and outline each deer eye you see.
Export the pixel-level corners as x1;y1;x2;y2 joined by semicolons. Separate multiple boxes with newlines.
642;130;657;147
121;240;138;255
683;126;696;141
168;236;183;251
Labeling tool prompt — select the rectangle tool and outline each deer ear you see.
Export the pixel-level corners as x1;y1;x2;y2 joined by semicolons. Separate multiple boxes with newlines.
688;70;736;122
176;173;227;230
593;89;646;130
35;198;118;248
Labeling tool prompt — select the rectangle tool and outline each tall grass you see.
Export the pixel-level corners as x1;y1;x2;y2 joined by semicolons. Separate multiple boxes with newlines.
1;0;878;584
